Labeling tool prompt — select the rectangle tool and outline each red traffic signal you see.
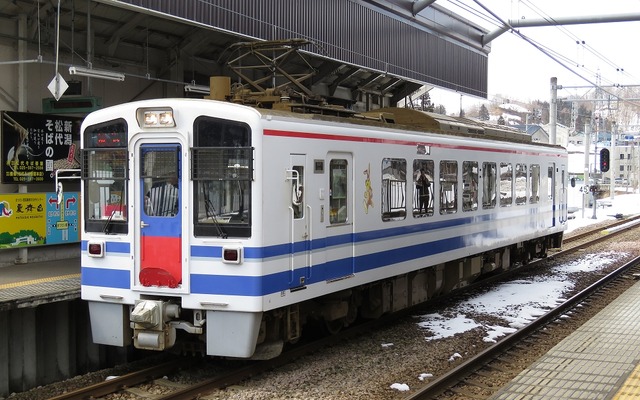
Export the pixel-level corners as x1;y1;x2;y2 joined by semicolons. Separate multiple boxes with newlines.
600;148;610;172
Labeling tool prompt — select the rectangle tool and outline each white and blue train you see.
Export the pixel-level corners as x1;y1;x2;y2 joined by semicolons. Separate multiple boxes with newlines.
80;92;567;359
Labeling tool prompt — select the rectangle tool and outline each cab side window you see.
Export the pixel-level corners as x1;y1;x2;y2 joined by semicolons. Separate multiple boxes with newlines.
329;159;348;224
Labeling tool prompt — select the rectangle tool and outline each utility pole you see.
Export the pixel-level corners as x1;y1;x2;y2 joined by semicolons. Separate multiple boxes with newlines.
592;115;599;219
583;124;590;219
611;122;617;199
550;77;557;145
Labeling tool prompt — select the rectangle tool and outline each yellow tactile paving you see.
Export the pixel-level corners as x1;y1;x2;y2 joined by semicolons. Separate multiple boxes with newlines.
0;273;80;290
613;364;640;399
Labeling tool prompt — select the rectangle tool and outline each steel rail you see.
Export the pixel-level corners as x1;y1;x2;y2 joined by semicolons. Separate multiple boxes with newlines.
403;249;640;399
46;358;192;400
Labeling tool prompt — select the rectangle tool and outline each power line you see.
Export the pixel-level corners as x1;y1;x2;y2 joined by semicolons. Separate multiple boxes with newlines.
470;0;640;108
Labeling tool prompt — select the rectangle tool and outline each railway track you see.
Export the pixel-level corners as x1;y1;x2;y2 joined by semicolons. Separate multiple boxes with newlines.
45;301;403;400
43;216;640;400
563;214;640;246
45;358;196;400
403;217;640;400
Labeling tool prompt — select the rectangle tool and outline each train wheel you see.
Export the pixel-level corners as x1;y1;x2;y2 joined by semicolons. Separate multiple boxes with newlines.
324;318;344;335
521;247;532;265
537;240;548;258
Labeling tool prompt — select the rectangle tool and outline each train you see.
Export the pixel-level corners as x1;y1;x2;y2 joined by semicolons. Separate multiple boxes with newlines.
80;83;568;359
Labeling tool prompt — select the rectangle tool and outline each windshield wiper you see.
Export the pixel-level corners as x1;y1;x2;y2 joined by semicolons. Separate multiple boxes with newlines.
103;188;124;234
103;210;116;234
202;186;227;239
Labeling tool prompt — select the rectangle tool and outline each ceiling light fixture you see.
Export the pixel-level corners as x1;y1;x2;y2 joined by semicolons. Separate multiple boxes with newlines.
184;84;210;95
69;65;125;81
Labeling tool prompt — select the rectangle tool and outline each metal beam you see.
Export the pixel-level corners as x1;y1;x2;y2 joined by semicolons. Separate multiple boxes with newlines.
561;84;640;89
105;12;146;56
412;0;437;16
484;12;640;46
561;98;640;102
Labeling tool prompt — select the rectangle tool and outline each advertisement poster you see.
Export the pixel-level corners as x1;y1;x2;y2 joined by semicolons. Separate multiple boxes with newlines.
1;111;81;184
0;192;79;248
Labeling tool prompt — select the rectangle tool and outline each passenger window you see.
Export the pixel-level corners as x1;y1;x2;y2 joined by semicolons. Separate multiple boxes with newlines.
515;163;527;205
440;160;458;214
413;159;434;218
500;163;512;207
291;165;304;219
462;161;478;212
382;158;406;221
547;164;554;201
482;162;497;209
530;164;540;204
329;159;348;224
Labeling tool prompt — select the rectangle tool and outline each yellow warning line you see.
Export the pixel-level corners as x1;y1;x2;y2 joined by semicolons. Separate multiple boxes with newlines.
613;363;640;399
0;273;80;290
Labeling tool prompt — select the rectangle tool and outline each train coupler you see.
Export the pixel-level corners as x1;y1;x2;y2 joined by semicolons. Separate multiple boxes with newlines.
130;299;180;351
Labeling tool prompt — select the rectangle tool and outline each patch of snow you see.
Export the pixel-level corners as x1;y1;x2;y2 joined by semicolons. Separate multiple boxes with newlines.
418;373;433;381
390;383;410;391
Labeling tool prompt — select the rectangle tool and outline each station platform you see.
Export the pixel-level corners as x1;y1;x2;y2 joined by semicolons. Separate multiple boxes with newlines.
490;278;640;399
0;257;80;310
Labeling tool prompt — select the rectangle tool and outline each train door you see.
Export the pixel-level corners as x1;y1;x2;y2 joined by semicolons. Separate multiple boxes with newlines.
135;143;184;289
288;154;310;288
548;163;556;226
325;153;355;281
559;164;568;224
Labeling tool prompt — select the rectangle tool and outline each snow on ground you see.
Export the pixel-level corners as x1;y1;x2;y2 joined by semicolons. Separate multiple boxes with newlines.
416;190;640;344
567;186;639;232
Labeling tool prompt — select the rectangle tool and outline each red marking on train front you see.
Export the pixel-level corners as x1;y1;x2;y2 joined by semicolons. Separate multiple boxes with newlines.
140;235;181;288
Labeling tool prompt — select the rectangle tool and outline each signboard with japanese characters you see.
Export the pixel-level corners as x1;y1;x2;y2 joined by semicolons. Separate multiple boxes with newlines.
0;192;80;248
1;111;81;184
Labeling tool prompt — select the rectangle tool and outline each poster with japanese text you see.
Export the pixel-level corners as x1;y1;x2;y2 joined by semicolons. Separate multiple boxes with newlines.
0;192;79;248
1;111;81;184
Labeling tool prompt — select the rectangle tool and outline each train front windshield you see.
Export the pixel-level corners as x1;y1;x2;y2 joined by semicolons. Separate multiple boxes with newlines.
82;119;129;234
81;114;253;238
192;116;253;238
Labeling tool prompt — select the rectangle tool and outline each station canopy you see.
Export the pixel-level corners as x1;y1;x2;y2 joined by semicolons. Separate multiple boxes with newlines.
1;0;492;107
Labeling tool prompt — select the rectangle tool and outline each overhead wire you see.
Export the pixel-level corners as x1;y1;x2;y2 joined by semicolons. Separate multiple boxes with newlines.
445;0;618;94
445;0;504;30
517;0;639;86
470;0;640;108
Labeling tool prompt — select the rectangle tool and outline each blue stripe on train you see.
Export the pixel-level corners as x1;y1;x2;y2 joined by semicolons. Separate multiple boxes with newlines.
84;209;540;259
189;233;470;296
81;267;130;289
82;209;556;293
81;232;468;293
190;212;495;260
81;240;131;254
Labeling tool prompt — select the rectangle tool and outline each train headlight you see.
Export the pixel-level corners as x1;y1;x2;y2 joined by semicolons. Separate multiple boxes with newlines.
137;107;175;128
87;240;104;257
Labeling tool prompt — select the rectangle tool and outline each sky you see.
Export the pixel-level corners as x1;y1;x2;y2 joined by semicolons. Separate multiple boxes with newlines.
427;0;640;113
388;189;640;392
